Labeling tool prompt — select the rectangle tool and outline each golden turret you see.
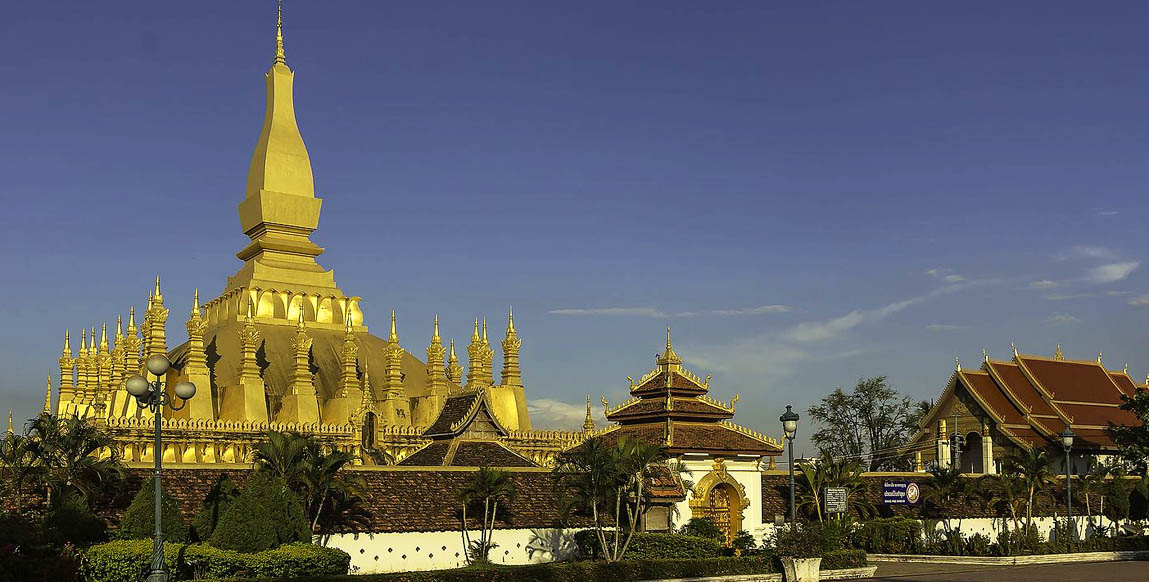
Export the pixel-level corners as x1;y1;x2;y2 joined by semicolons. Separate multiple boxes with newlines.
425;315;448;397
339;311;359;398
583;395;595;433
500;308;523;388
110;315;125;388
57;330;74;415
43;376;52;414
466;319;483;389
383;310;404;397
657;326;682;368
144;276;169;357
480;318;494;385
76;328;89;403
446;339;463;386
122;306;142;375
289;309;315;394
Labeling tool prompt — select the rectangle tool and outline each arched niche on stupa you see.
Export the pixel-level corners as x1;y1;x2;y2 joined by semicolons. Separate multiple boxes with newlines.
317;296;338;324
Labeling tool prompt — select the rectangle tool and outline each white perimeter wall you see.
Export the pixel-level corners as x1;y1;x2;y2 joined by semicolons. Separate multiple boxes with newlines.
672;457;767;538
318;528;581;574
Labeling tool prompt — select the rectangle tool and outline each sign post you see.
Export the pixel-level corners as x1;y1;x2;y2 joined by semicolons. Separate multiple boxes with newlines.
882;481;921;505
824;487;848;515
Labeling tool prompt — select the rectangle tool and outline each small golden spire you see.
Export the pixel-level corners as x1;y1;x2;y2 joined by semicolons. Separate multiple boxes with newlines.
506;307;516;335
389;309;399;342
432;314;440;341
481;318;489;343
1055;344;1063;360
297;306;306;330
982;348;989;363
192;288;201;317
1011;342;1018;357
345;310;354;334
1124;362;1129;374
115;315;123;340
100;322;109;351
80;328;88;352
92;326;100;354
153;275;162;302
955;356;961;372
1098;351;1103;364
472;319;480;341
583;395;595;432
658;325;682;365
274;0;286;65
127;306;137;334
43;375;52;414
7;409;12;434
666;325;673;351
63;329;71;354
449;338;457;360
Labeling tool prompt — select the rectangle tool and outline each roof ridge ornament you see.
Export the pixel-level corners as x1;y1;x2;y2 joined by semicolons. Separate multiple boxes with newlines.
1055;344;1063;360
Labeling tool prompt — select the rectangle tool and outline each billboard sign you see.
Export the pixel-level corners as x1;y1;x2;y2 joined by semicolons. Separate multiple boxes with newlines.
883;481;921;505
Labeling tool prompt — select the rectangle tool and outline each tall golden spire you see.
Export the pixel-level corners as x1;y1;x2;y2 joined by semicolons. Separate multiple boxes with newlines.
466;319;483;389
500;308;522;388
383;311;404;398
389;309;399;343
44;375;52;414
338;311;359;398
425;315;448;398
583;395;595;432
657;325;682;367
275;0;286;65
446;339;463;385
6;410;11;434
480;318;494;385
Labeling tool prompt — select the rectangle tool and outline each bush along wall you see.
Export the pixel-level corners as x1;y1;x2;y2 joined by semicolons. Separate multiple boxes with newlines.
572;530;724;560
78;539;350;582
118;478;189;542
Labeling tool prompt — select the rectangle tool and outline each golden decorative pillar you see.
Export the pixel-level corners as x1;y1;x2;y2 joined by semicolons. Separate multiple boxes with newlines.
480;318;494;386
446;339;463;388
43;376;52;414
221;300;269;423
182;290;215;421
57;330;74;416
279;310;320;424
466;319;483;389
583;396;595;432
489;308;529;430
124;306;142;373
110;316;125;391
74;329;89;412
144;277;169;358
94;323;112;416
380;311;409;426
418;315;448;424
323;312;360;424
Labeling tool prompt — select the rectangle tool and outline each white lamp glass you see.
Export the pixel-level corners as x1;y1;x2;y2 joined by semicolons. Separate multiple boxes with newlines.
125;375;150;397
174;381;196;400
146;354;170;376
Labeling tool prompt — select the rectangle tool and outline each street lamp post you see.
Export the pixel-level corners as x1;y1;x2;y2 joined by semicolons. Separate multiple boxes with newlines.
1060;427;1076;542
779;405;800;525
125;354;196;582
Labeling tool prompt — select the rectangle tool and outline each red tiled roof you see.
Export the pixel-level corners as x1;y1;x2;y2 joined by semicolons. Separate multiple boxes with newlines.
1056;403;1140;428
594;422;778;456
1018;356;1126;405
1109;373;1139;398
633;371;707;394
960;371;1024;424
987;361;1057;416
605;397;735;422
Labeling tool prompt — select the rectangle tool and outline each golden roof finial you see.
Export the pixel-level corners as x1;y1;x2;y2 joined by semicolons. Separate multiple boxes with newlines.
127;306;137;333
80;328;87;352
658;325;682;366
43;375;52;414
389;309;398;342
1097;351;1103;364
666;325;673;351
345;310;354;334
92;327;100;354
192;288;200;315
7;409;12;434
297;306;306;330
1011;341;1018;357
100;322;109;350
275;0;286;65
472;318;480;341
63;329;71;355
982;348;989;363
115;315;123;340
955;356;961;372
583;395;595;432
481;318;489;343
449;338;458;361
432;314;440;341
1055;344;1063;360
153;275;162;302
506;307;516;335
1124;362;1129;374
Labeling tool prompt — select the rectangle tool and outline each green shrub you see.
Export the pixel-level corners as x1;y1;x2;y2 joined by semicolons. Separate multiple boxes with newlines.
1130;478;1149;522
850;517;922;553
206;557;777;582
964;533;993;556
118;478;189;542
1104;479;1133;524
820;548;867;569
245;472;312;544
731;529;758;553
572;530;723;560
78;539;350;582
677;517;724;541
41;491;107;547
209;494;279;553
193;473;241;541
773;521;845;558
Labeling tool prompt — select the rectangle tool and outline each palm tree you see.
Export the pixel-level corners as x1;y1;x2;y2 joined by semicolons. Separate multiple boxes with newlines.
797;452;873;522
24;413;122;506
1002;448;1055;534
457;466;516;564
252;431;309;487
298;439;366;531
983;473;1027;544
1079;458;1111;533
924;466;969;535
0;430;39;512
553;436;665;563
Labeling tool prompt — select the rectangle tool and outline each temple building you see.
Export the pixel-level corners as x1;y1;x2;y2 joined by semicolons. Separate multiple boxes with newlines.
907;346;1144;474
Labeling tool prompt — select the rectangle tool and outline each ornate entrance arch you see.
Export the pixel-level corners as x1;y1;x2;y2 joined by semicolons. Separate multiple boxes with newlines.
688;458;750;542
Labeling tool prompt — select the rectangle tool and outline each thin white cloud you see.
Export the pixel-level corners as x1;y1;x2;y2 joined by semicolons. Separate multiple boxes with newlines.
1129;294;1149;307
1106;290;1133;297
1045;314;1080;326
1086;262;1139;284
925;324;968;332
1097;210;1119;217
1055;246;1117;261
1043;292;1096;301
926;268;964;283
786;281;990;343
526;398;604;431
1029;280;1059;290
548;305;791;318
943;274;964;283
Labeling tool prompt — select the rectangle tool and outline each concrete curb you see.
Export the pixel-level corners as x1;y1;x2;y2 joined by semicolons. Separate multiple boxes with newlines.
656;566;879;582
868;550;1149;565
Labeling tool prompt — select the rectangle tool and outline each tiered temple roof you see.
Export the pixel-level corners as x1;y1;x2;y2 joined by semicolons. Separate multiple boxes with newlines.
912;347;1144;452
397;388;537;468
596;328;782;458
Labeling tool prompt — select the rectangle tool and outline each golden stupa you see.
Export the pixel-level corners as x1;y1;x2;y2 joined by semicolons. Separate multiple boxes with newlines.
49;7;587;466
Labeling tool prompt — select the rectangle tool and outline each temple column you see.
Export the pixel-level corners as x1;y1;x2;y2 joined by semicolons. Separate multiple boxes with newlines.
981;421;995;475
936;419;951;469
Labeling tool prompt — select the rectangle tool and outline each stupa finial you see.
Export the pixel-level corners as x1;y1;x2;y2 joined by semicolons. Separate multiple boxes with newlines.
275;0;286;65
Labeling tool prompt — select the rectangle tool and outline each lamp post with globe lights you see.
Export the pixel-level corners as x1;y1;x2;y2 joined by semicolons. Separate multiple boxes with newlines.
125;354;196;582
1059;427;1076;542
779;405;800;525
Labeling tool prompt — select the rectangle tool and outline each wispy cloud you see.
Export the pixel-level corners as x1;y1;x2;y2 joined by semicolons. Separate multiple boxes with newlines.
548;304;791;318
526;398;604;430
786;281;991;343
1043;292;1095;301
1045;313;1080;326
925;324;968;332
1029;280;1059;290
1086;262;1139;284
1097;210;1119;217
1055;245;1117;261
1129;294;1149;307
926;268;964;283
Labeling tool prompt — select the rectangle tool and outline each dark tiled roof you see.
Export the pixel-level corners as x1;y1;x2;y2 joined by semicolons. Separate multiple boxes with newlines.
646;463;687;501
606;397;734;423
633;371;707;394
397;442;452;466
988;361;1058;416
1110;373;1139;397
423;393;481;438
594;422;778;455
451;441;536;468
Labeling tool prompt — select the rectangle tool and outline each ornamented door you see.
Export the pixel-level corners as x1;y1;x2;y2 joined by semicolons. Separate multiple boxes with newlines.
709;484;733;541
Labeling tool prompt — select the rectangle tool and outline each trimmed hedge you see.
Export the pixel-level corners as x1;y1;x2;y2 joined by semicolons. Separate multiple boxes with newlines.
820;549;867;570
850;517;923;553
119;477;189;542
201;557;779;582
78;539;350;582
572;530;723;560
209;473;310;553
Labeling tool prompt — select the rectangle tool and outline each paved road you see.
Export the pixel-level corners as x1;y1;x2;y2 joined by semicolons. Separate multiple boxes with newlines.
864;560;1149;581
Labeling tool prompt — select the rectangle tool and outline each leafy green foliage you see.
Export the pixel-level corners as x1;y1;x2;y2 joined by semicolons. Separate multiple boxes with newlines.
772;521;844;558
253;431;368;534
78;539;350;582
819;549;867;569
22;413;123;506
796;452;874;522
849;517;923;553
41;490;107;546
1113;387;1149;474
807;376;924;471
117;477;189;542
209;472;310;552
193;473;241;541
457;466;516;564
573;530;722;560
677;517;724;541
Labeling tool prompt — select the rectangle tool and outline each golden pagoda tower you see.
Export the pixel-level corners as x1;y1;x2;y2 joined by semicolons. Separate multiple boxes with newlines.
323;312;361;424
181;290;215;420
43;376;52;414
144;277;169;360
480;318;495;386
446;339;463;387
466;319;483;390
279;310;320;424
221;300;268;423
416;315;449;425
380;311;409;426
57;330;74;416
583;396;596;433
487;308;531;430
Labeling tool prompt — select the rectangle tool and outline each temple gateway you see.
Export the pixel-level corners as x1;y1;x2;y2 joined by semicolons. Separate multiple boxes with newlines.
39;8;782;551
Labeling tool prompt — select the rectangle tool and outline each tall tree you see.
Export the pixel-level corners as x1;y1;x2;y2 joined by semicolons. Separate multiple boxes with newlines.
1113;387;1149;476
24;413;122;506
808;376;921;471
457;466;516;564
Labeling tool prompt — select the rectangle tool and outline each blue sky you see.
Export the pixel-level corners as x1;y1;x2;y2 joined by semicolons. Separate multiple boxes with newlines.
1;2;1147;455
